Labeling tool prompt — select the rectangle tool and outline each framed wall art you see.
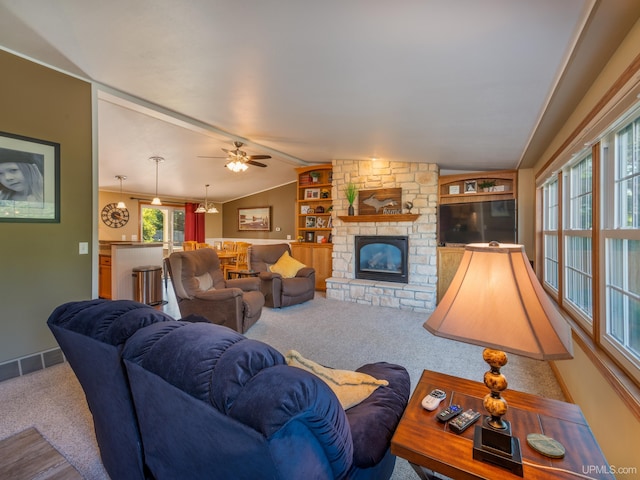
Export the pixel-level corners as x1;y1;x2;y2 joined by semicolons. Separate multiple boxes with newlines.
238;206;271;231
0;131;60;222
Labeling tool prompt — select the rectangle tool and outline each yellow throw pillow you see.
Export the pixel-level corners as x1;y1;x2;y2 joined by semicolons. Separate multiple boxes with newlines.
268;251;306;278
285;350;388;409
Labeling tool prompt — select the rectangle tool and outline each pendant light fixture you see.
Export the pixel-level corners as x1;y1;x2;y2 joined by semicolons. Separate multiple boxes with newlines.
115;175;127;209
149;156;164;205
195;184;219;213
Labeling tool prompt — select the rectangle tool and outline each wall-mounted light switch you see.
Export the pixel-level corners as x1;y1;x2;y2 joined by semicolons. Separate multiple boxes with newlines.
79;242;89;254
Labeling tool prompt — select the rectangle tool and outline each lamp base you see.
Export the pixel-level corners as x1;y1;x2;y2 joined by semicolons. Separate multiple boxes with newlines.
472;419;523;476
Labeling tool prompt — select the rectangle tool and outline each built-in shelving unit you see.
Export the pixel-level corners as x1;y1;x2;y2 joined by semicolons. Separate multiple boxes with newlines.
438;170;517;205
295;165;333;243
292;164;333;291
437;169;517;303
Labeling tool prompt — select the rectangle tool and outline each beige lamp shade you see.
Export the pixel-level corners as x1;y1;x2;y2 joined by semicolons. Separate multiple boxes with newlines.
424;243;573;361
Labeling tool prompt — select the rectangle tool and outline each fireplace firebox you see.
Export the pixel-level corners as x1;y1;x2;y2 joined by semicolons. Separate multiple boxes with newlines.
355;236;408;283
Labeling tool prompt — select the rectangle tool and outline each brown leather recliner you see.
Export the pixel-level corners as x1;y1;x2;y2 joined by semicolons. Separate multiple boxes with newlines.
248;244;315;308
168;248;264;333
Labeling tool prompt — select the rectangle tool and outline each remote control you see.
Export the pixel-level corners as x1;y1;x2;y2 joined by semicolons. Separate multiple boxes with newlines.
448;409;481;433
421;389;446;411
436;404;463;422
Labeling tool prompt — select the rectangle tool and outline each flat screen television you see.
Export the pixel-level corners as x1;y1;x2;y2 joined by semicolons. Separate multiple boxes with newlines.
438;199;517;245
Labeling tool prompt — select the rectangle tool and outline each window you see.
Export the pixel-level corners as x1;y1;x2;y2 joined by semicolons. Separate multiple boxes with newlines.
141;204;185;255
540;106;640;386
564;155;593;324
542;179;559;291
601;115;640;379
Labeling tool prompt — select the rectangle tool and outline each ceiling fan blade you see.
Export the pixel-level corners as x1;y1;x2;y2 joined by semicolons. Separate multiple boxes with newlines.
247;154;271;160
197;155;227;159
247;160;268;168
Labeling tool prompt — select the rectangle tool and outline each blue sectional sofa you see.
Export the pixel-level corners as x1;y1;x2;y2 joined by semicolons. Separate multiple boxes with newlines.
48;299;410;480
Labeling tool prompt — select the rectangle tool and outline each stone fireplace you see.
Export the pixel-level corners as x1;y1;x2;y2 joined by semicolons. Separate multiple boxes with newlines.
326;159;438;312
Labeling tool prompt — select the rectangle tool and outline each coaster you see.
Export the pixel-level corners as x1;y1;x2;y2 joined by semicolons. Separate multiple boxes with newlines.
526;433;566;458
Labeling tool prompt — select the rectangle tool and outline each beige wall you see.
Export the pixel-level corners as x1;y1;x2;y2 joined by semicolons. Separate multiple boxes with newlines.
0;50;93;363
98;190;223;241
532;18;640;470
222;182;296;240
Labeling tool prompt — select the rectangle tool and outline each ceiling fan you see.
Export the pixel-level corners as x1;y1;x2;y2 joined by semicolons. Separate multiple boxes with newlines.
199;141;271;171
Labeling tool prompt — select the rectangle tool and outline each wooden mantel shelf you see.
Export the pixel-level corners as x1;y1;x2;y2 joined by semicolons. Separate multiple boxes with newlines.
338;214;420;223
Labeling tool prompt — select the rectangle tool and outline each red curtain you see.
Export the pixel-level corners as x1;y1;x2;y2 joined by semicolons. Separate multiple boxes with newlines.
184;202;205;243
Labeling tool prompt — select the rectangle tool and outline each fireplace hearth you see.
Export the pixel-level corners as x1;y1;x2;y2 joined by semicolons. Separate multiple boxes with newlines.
355;236;408;283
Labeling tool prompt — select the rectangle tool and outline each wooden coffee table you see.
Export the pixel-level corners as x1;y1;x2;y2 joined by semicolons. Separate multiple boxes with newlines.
391;370;613;480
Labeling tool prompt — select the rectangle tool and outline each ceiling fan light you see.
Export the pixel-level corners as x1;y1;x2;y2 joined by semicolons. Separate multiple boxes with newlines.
207;206;219;214
194;204;206;213
226;160;248;172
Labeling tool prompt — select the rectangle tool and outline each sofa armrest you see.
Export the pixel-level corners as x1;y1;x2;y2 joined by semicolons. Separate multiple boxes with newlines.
258;271;281;281
295;267;315;278
194;288;243;301
226;277;261;292
346;362;410;468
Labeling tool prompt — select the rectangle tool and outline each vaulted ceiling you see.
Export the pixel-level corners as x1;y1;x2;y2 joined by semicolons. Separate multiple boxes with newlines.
1;1;639;202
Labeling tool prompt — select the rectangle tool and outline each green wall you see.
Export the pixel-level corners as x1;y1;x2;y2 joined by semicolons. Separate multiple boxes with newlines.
0;50;93;363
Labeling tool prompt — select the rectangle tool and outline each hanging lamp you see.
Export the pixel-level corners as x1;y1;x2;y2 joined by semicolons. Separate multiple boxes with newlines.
115;175;127;209
149;156;164;205
195;184;219;213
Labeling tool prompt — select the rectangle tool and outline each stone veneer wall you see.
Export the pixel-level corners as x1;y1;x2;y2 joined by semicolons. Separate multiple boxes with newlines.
326;159;439;312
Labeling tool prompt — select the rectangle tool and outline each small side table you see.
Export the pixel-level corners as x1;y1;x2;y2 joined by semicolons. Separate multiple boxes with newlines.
391;370;613;480
227;269;259;280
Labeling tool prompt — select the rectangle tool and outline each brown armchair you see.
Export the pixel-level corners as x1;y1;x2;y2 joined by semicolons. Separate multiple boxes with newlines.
168;249;264;333
248;244;315;308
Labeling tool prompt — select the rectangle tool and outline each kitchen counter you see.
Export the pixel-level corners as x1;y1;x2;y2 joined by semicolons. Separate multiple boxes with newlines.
99;241;163;256
99;242;164;300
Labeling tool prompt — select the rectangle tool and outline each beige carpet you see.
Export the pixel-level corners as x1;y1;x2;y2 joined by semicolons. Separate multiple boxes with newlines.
0;427;83;480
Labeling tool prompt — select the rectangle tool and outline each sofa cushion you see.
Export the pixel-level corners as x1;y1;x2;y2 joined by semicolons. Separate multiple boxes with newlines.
269;251;306;278
227;364;354;480
286;350;388;409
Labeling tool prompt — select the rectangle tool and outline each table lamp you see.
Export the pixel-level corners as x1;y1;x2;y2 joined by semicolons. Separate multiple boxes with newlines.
424;242;573;476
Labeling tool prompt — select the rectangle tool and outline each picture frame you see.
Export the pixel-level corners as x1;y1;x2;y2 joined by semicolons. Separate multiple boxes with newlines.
464;180;477;194
305;216;316;228
238;206;271;231
0;131;60;222
449;185;460;195
304;188;320;200
300;205;310;214
317;235;325;243
305;231;315;243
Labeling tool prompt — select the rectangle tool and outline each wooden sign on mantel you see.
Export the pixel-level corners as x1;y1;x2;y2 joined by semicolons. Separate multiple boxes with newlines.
358;188;402;215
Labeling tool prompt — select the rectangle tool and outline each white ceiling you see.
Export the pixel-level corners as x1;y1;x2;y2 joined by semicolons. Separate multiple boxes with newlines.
1;1;639;202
